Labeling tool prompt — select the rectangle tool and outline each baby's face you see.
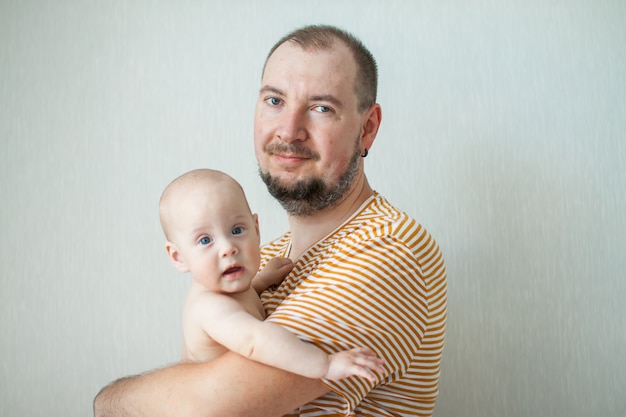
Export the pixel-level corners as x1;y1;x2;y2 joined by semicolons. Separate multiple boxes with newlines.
169;181;260;294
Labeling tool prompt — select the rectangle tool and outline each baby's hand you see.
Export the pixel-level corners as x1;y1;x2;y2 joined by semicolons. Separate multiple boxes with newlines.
252;257;294;294
325;347;386;382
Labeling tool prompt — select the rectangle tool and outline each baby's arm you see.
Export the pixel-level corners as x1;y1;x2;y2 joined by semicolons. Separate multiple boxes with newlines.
252;257;294;294
203;294;385;381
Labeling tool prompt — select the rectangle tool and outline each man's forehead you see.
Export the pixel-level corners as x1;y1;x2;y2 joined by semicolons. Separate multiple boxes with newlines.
266;41;353;72
262;42;357;92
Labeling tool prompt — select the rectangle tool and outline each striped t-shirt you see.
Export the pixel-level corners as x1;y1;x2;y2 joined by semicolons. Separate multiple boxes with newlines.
260;192;447;417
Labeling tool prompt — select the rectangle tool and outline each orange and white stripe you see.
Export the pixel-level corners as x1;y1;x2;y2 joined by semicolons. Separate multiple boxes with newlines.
260;193;447;417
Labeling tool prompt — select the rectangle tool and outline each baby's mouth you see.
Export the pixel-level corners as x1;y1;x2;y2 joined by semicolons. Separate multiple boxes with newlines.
223;266;243;278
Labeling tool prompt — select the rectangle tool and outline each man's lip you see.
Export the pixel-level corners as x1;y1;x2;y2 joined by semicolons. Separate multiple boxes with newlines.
272;152;308;159
272;153;310;164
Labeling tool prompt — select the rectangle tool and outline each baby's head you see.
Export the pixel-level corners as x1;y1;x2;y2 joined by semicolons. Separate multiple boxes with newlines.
159;169;261;293
159;169;252;239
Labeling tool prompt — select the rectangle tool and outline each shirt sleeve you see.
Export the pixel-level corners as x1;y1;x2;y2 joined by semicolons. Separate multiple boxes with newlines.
266;234;429;415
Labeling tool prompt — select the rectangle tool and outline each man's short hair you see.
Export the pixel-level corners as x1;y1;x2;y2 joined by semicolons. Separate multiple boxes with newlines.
263;25;378;113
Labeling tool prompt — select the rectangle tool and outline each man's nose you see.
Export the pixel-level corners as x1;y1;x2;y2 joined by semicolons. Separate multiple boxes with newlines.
276;108;306;143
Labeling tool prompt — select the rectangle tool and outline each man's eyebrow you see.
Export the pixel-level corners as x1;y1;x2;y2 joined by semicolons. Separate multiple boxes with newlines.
310;94;343;108
259;85;284;96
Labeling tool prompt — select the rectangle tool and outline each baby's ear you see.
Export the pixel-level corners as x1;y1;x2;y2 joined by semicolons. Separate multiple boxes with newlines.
253;213;260;237
165;242;189;273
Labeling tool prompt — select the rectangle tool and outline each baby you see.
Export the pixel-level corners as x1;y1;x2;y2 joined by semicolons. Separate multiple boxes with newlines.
158;168;385;381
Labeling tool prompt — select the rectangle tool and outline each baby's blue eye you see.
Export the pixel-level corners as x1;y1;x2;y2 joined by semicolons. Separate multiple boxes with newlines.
232;226;244;235
199;237;212;245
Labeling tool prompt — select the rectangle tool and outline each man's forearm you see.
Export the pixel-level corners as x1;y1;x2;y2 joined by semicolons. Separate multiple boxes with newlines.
94;375;141;417
94;361;233;417
94;365;197;417
93;353;329;417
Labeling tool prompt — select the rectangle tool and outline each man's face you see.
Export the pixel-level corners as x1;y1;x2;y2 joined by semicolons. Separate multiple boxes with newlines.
254;41;366;216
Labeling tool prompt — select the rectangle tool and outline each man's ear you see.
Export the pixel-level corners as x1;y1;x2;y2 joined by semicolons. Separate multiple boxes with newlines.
165;241;190;273
360;103;382;151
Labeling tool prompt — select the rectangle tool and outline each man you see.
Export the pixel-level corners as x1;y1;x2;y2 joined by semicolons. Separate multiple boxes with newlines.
94;24;447;417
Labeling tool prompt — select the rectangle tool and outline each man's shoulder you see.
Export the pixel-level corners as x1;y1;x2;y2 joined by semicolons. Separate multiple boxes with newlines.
360;194;428;240
356;192;412;224
344;194;444;274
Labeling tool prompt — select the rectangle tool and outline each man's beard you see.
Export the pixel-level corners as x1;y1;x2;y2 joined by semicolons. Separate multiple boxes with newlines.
259;139;362;217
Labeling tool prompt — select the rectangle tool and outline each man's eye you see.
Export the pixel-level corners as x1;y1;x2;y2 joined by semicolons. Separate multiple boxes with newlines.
232;226;244;235
266;97;281;106
314;105;331;113
199;237;212;245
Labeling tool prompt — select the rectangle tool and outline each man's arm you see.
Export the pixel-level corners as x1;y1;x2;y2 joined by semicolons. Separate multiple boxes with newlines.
94;351;329;417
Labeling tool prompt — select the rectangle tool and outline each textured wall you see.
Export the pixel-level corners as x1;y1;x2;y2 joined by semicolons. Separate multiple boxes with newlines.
1;1;624;416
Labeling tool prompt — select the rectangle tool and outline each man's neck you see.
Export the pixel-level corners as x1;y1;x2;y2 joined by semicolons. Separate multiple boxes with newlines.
287;175;373;260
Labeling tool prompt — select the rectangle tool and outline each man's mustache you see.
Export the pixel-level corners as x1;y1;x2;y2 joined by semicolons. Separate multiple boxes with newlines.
264;143;320;160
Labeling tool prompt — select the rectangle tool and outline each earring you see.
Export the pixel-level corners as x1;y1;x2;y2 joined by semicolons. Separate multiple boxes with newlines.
360;148;369;158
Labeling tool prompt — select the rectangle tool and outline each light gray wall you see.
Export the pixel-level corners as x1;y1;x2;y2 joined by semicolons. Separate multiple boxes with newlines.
1;1;624;416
